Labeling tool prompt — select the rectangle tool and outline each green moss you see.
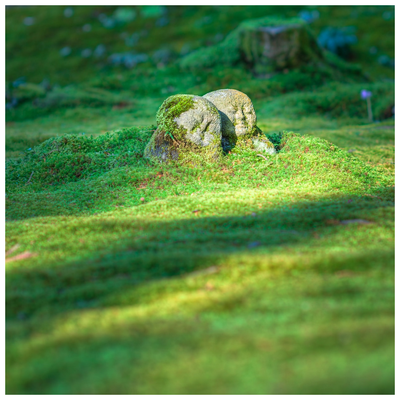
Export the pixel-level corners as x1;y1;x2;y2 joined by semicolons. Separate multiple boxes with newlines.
144;128;178;162
7;85;130;122
145;126;223;165
220;121;275;155
179;28;241;71
156;94;196;141
229;127;275;155
5;127;394;393
6;126;153;187
5;6;395;394
5;6;395;85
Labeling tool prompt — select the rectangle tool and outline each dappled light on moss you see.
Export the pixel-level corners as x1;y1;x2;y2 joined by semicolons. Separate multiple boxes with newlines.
6;5;394;395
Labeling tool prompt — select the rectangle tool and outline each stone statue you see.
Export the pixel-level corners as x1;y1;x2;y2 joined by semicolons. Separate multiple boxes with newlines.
144;94;222;162
203;89;275;154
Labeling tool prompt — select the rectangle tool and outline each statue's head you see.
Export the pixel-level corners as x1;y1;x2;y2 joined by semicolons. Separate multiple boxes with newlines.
156;94;221;147
203;89;257;138
145;94;222;162
173;96;222;147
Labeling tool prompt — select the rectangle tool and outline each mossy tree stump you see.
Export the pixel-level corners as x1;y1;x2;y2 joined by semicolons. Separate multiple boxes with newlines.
239;21;323;73
179;16;359;79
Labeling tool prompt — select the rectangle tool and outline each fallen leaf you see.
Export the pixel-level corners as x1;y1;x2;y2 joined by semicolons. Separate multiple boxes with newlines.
186;266;219;278
335;270;355;278
326;219;340;225
340;219;372;225
112;101;130;110
6;251;37;263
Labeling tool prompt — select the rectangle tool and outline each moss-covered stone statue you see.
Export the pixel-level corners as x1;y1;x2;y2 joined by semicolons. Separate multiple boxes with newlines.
203;89;275;154
144;94;223;162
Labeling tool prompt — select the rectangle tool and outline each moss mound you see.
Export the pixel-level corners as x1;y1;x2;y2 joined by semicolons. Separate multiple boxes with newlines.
6;126;154;186
6;130;392;223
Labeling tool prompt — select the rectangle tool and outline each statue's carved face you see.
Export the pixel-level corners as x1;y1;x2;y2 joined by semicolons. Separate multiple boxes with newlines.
173;97;221;147
203;89;257;138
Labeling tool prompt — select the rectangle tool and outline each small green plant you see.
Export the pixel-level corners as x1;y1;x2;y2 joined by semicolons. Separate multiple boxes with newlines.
265;132;284;151
166;130;175;141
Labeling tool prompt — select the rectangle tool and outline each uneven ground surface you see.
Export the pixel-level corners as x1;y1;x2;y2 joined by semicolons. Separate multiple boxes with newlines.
6;6;394;394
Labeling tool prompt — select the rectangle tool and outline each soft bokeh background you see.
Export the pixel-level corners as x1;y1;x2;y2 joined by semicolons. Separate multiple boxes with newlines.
5;5;395;84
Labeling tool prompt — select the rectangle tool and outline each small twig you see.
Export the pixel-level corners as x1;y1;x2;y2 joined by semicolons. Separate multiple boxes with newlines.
256;154;268;161
6;251;37;263
166;131;176;142
6;244;20;257
26;171;34;185
366;97;373;122
185;266;219;278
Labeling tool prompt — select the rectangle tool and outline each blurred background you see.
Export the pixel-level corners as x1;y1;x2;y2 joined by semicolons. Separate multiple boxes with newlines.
6;5;394;86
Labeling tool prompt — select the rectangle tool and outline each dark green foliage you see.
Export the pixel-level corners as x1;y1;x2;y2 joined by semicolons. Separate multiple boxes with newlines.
7;85;130;122
33;86;128;109
317;26;358;59
7;82;46;103
179;27;241;70
6;5;394;87
265;132;284;151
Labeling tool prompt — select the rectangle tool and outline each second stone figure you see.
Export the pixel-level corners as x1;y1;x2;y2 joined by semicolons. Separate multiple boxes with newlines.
203;89;276;154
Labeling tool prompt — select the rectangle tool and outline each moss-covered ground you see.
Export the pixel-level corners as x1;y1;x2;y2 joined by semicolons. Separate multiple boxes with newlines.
6;5;394;394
